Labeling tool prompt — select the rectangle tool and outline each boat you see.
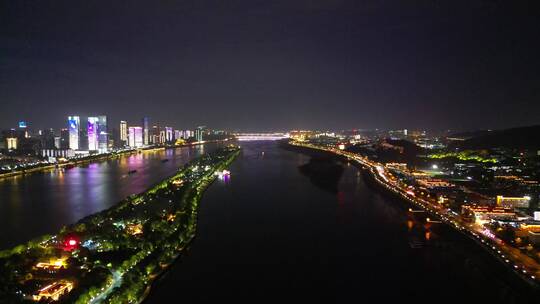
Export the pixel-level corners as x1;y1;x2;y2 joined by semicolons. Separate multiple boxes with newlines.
128;170;137;175
161;159;169;163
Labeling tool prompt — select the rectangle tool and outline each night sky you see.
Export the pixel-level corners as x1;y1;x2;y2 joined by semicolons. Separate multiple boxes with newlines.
1;1;539;132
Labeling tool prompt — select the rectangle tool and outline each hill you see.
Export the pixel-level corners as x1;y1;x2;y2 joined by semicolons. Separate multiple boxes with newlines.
453;125;540;150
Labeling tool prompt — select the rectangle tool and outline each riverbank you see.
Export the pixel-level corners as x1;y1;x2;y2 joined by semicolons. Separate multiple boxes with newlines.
0;148;145;180
136;147;239;304
0;139;233;180
0;146;240;303
285;141;540;298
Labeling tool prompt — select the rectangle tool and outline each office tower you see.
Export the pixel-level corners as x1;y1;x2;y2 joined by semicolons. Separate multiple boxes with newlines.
6;137;17;150
165;127;173;142
60;128;70;149
159;130;166;144
68;116;80;150
40;128;56;149
142;117;150;145
54;137;61;149
97;116;108;153
195;126;205;142
87;116;99;151
120;121;128;146
128;126;143;148
151;125;159;144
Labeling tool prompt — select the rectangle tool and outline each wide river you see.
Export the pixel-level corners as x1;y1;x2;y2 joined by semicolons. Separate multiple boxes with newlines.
0;144;215;248
0;141;536;302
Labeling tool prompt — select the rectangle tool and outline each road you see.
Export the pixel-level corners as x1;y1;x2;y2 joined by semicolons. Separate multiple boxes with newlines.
89;270;123;304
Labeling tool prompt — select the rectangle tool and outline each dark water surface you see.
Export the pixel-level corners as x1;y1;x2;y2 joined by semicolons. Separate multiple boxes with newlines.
0;141;536;303
147;141;537;303
0;144;216;249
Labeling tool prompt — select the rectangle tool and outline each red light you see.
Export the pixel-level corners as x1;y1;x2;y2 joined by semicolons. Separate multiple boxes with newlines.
63;237;79;251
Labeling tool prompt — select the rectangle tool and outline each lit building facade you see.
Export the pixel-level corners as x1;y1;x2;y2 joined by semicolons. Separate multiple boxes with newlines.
87;116;99;151
6;137;17;150
97;115;108;153
496;195;531;208
128;126;143;148
142;117;150;146
68;116;80;150
165;127;173;142
195;126;205;142
120;121;128;146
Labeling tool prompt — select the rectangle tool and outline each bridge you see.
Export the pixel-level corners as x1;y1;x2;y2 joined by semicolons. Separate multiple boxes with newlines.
233;133;289;141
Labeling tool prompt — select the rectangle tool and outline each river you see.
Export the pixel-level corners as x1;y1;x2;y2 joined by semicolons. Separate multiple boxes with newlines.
0;141;537;302
146;141;537;303
0;144;217;248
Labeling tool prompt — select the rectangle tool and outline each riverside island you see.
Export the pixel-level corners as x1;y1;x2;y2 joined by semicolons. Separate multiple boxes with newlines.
0;145;240;303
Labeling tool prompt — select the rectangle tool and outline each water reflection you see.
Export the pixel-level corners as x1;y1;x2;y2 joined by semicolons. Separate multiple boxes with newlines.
147;141;535;303
0;144;220;248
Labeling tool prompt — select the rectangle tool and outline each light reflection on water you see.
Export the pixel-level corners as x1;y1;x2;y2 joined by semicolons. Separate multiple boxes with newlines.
147;141;534;303
0;144;220;249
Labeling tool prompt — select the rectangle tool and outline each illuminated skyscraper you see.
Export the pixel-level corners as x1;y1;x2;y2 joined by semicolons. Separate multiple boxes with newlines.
142;117;150;146
159;130;166;144
67;116;80;150
195;126;205;142
6;137;17;150
97;116;108;153
120;121;128;146
165;127;173;142
128;127;143;148
151;125;160;144
87;117;99;151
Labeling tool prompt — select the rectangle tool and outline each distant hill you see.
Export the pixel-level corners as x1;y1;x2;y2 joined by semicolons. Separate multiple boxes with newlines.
452;125;540;150
385;138;425;155
448;130;493;140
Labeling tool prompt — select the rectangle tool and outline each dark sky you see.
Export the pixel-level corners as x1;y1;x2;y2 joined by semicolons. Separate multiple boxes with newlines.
1;0;540;132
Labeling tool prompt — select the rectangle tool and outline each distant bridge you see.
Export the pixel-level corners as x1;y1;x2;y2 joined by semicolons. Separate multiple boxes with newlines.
233;133;289;141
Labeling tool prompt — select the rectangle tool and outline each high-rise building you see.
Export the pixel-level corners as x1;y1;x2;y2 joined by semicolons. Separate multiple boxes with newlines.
142;117;150;146
165;127;173;143
128;126;143;148
68;116;80;150
97;116;108;153
159;130;166;144
120;121;128;146
6;137;17;150
151;125;160;144
60;128;69;149
87;116;99;151
195;126;205;142
54;136;61;149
